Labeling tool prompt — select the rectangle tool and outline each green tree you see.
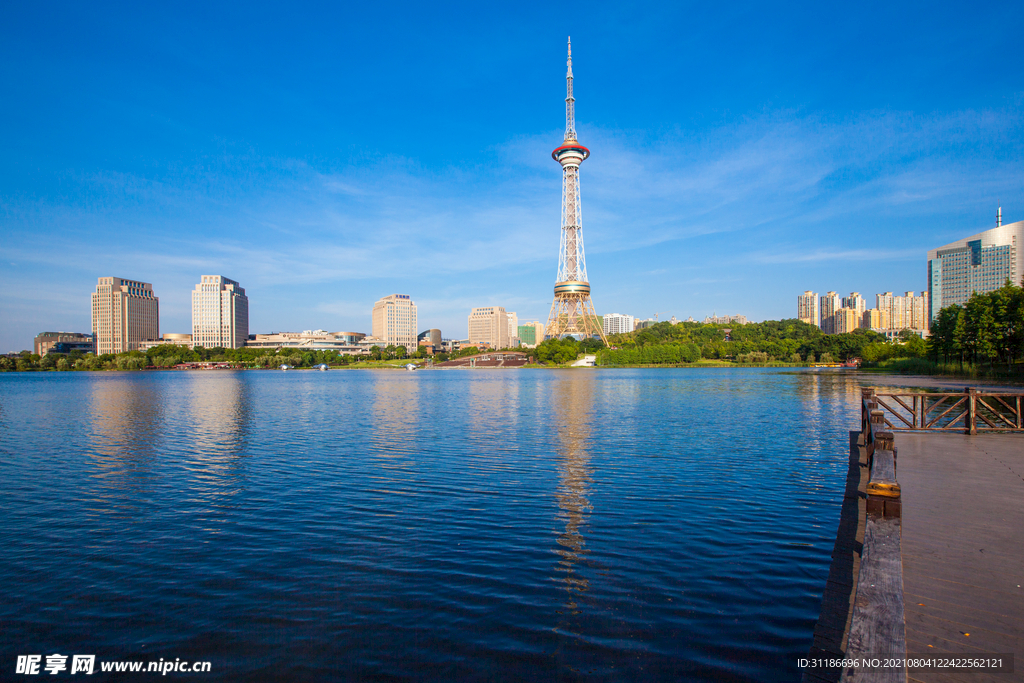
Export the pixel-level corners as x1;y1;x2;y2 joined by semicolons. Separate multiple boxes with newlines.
903;335;927;359
535;338;579;365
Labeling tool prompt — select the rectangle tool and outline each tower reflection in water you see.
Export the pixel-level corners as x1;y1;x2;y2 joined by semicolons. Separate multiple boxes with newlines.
550;373;595;614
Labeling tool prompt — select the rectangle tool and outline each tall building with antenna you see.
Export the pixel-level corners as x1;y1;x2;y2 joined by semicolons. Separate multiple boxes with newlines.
545;38;606;343
927;207;1023;322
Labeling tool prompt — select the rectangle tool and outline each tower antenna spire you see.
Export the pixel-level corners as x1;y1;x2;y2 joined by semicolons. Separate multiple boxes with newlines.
565;37;576;143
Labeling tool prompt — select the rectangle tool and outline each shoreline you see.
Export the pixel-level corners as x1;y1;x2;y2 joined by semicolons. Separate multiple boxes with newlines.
6;365;1023;389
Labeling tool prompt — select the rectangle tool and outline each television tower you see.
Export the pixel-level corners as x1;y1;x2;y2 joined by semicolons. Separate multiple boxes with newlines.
545;38;607;343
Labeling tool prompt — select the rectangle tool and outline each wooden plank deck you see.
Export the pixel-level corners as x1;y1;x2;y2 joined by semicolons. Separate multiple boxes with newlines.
895;432;1024;683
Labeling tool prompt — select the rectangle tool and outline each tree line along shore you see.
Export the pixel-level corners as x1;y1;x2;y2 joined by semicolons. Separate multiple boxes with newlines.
6;280;1022;378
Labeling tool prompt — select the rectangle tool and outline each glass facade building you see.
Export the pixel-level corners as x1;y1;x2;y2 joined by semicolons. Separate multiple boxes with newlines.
928;221;1022;322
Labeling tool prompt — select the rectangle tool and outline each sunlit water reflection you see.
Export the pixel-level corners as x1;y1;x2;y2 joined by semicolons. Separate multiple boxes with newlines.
1;368;877;681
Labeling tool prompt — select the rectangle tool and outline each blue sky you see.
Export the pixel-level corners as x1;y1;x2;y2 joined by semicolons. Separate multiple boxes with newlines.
2;1;1022;351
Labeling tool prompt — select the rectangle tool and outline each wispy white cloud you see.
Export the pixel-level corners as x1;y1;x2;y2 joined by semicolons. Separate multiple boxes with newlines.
752;248;922;264
6;106;1020;282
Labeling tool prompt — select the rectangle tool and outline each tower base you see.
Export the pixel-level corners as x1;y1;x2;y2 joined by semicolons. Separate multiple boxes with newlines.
546;285;607;343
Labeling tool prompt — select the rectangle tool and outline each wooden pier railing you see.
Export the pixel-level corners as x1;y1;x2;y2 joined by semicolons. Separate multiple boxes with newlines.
870;388;1024;434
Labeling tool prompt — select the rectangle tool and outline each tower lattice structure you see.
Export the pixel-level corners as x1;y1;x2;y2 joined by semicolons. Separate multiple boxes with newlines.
546;38;607;343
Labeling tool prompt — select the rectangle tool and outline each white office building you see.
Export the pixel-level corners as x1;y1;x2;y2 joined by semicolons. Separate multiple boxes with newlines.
468;306;509;349
372;294;418;351
191;275;249;349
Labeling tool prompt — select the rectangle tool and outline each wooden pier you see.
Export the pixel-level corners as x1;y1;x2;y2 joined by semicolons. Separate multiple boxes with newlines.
897;432;1024;682
806;389;1023;683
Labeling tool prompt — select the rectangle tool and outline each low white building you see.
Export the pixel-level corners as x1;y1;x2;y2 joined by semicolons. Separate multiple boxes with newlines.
244;330;371;355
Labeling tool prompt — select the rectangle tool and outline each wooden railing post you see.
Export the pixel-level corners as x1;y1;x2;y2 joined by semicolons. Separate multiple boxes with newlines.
875;431;894;452
966;387;977;435
860;389;874;445
868;410;884;462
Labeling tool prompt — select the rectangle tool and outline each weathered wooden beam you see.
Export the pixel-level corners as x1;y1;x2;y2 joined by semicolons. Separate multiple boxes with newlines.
866;448;901;519
840;517;906;683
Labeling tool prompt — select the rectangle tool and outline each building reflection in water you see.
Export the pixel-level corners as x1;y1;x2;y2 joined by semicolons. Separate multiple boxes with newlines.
369;374;421;503
550;373;595;614
181;372;252;484
86;374;167;523
88;374;164;474
463;374;520;469
86;372;253;523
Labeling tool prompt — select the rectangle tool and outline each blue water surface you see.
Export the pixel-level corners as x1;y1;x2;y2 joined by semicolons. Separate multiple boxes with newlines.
0;368;868;681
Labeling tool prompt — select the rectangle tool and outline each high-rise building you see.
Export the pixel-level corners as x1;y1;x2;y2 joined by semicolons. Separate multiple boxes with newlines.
899;291;929;332
876;291;929;332
835;308;860;334
819;291;840;334
507;312;519;345
602;313;636;336
842;292;866;319
876;292;896;327
372;294;418;351
797;291;819;328
191;275;249;349
928;213;1022;322
468;306;509;349
91;277;159;355
517;322;545;348
518;325;536;347
545;39;606;343
862;308;890;331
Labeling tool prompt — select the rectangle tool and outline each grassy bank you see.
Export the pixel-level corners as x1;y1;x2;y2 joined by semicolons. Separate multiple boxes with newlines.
862;358;1024;381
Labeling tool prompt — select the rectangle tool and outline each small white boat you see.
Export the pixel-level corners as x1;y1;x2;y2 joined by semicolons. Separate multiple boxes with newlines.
405;363;417;371
279;364;292;370
315;364;329;371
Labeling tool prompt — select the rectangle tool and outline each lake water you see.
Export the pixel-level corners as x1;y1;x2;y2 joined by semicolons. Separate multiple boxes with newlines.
1;368;871;681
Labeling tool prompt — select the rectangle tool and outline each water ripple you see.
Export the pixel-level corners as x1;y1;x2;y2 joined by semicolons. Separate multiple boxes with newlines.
0;368;870;681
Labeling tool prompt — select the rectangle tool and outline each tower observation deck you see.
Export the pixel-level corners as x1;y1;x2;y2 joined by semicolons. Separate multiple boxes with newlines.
545;38;607;343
